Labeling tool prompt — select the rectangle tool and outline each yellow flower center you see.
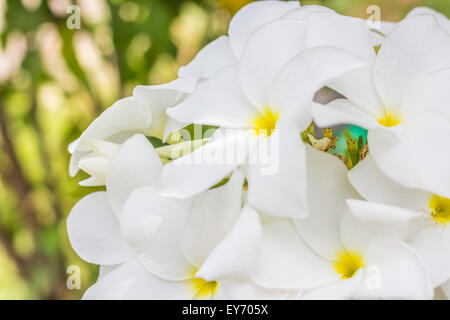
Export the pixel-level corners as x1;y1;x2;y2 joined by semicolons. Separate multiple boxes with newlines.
250;107;279;137
378;110;401;127
429;194;450;225
189;268;218;299
334;249;364;279
190;277;219;299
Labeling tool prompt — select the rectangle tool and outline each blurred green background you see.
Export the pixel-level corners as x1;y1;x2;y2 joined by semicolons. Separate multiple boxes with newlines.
0;0;448;300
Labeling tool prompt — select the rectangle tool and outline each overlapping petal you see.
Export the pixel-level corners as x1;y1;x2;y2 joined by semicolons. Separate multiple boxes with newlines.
121;185;193;281
181;170;245;266
67;192;134;265
252;220;339;290
106;134;163;216
228;0;300;59
373;14;450;110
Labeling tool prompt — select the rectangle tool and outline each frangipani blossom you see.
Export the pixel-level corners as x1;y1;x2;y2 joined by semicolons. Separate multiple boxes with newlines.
68;75;199;186
348;154;450;288
251;147;432;299
71;0;300;187
250;145;357;290
67;134;174;265
118;181;275;300
160;17;365;218
312;14;450;198
68;134;283;299
65;0;450;301
82;173;281;299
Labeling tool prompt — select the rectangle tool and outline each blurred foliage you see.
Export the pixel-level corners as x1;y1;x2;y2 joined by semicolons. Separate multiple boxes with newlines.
0;0;447;299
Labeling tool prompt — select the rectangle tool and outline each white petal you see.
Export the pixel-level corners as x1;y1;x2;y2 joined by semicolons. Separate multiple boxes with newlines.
348;154;431;210
346;199;426;227
79;176;105;187
78;156;109;181
98;264;119;279
181;170;244;266
312;99;378;129
196;204;261;281
406;7;450;32
239;19;307;108
244;123;308;218
167;66;256;128
178;36;237;79
68;138;80;155
269;46;366;123
106;134;163;216
67;192;134;265
306;11;375;61
373;14;450;109
356;237;433;299
282;5;334;21
301;269;364;300
71;97;151;153
162;116;186;142
328;63;383;117
121;186;193;281
294;145;359;260
158;129;249;199
369;112;450;198
341;206;423;254
409;225;450;287
401;67;450;118
228;0;300;59
252;220;339;290
305;11;383;115
83;257;193;300
132;75;199;139
69;148;88;177
83;138;120;158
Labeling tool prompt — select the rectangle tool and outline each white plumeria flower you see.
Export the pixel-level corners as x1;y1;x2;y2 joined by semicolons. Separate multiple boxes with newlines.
72;0;300;187
68;75;199;186
68;134;285;299
251;146;432;299
117;179;287;300
177;3;346;105
347;154;450;289
159;16;365;218
73;0;288;186
67;134;169;264
312;14;450;198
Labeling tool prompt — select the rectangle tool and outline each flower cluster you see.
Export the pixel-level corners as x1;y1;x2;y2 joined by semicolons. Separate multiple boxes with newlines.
67;1;450;300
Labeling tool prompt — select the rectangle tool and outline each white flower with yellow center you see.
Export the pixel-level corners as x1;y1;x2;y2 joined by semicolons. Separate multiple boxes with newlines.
159;15;364;219
68;134;287;299
250;146;432;299
312;14;450;198
68;0;309;187
347;154;450;290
